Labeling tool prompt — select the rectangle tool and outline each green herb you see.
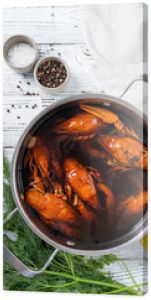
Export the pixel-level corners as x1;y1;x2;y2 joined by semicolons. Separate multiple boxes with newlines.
3;157;147;294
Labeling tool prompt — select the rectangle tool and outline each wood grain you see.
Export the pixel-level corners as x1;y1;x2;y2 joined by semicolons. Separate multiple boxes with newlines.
3;6;147;289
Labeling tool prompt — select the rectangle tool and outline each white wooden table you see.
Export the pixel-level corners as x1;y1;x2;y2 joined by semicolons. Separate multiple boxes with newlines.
3;6;147;290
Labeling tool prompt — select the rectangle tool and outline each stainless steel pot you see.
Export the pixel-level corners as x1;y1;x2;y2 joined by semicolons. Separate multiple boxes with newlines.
4;75;148;277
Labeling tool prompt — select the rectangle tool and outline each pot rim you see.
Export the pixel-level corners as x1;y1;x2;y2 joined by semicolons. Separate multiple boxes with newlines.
11;93;148;256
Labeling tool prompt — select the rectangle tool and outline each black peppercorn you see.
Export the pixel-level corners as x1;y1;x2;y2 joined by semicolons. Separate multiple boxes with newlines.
37;59;67;88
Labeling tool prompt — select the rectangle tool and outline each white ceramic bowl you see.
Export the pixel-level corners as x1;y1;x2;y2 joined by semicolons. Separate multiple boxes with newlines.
3;35;38;73
34;56;70;93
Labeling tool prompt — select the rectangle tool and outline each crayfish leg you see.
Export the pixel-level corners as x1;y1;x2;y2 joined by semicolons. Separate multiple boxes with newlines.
97;182;115;211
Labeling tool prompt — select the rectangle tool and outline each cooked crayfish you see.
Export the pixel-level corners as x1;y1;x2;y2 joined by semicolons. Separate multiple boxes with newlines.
49;144;64;182
25;189;82;239
32;137;50;177
24;136;50;178
64;158;99;209
96;135;147;170
54;112;102;140
118;191;147;215
96;181;115;211
80;104;138;138
25;136;65;192
64;158;115;212
29;164;45;193
75;197;97;223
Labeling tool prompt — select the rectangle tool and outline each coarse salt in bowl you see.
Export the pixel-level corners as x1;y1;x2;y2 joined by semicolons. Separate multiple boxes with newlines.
3;35;38;73
7;43;36;68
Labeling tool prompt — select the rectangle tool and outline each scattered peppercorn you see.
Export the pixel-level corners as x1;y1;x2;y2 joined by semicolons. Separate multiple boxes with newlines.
32;104;37;109
17;85;23;91
24;92;39;96
27;81;30;85
36;59;67;88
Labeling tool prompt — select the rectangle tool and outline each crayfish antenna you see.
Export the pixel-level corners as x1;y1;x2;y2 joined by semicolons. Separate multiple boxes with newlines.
42;176;54;192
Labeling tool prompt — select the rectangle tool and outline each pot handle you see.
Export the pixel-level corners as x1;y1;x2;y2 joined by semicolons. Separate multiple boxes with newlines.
3;208;59;277
120;74;148;99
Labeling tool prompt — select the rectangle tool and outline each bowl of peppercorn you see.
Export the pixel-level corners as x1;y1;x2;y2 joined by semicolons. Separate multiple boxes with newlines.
34;56;69;92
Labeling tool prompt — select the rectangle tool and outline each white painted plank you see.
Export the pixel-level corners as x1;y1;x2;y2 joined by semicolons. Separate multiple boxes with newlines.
3;95;42;129
3;6;81;23
100;242;147;286
3;6;83;44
